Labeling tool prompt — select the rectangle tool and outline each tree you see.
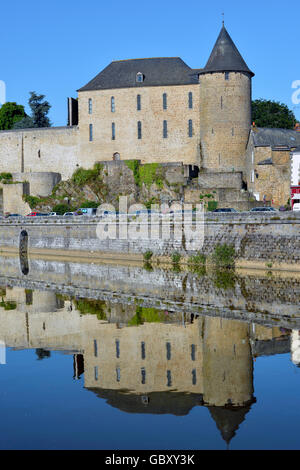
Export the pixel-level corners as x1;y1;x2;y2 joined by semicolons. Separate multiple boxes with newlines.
252;99;296;129
28;91;51;128
13;91;51;129
0;102;26;130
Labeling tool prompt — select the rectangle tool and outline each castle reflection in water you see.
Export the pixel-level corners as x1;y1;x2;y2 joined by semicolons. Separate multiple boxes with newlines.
0;283;298;446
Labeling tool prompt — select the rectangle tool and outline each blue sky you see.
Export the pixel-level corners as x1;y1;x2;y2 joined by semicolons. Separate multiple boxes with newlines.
1;0;299;125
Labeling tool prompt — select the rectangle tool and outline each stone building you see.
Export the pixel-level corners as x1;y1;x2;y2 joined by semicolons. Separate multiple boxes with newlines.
0;23;299;210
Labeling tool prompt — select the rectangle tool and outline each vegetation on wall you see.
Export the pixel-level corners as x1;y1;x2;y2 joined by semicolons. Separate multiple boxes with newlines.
128;306;167;326
252;99;296;129
125;160;164;188
74;298;107;321
211;243;236;268
0;172;12;183
72;163;103;187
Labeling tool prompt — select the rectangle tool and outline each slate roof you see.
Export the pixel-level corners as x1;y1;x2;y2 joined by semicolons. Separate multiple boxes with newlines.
78;57;199;92
252;127;300;149
199;25;254;77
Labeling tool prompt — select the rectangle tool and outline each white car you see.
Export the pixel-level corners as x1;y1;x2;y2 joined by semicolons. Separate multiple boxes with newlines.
293;203;300;211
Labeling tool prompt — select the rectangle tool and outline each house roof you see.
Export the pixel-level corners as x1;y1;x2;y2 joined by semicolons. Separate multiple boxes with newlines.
252;127;300;149
78;57;199;92
199;25;254;77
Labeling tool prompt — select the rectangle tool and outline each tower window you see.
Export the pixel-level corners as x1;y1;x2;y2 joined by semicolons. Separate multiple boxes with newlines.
111;96;115;112
116;367;121;382
188;119;193;138
192;369;197;385
166;342;171;360
115;339;120;358
141;367;146;384
167;370;172;387
141;341;146;360
93;340;98;357
225;72;230;80
163;120;168;138
88;98;92;114
188;92;193;109
137;94;141;111
191;344;196;361
137;121;142;139
136;72;144;83
112;122;115;140
89;124;93;142
163;93;167;110
94;366;98;381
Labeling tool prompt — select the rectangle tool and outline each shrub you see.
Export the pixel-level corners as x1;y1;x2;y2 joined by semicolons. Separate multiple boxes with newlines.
71;163;103;187
52;203;72;215
79;200;99;208
207;200;218;211
0;172;12;182
171;252;181;264
212;243;235;267
143;250;153;261
23;194;42;208
188;252;206;267
213;270;236;289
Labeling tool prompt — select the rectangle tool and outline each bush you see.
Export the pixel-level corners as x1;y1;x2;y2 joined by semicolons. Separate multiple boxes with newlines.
207;200;218;211
0;172;12;182
212;243;235;267
188;252;206;267
143;250;153;261
52;203;72;215
71;163;103;187
171;252;181;264
79;200;99;208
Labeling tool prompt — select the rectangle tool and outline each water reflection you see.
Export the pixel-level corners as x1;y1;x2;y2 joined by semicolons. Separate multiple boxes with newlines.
0;283;298;446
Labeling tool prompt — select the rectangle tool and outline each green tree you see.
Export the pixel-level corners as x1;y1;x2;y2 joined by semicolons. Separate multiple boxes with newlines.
13;91;51;129
0;102;26;130
252;99;296;129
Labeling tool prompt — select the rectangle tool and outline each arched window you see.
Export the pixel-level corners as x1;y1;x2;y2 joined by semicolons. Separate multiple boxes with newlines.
89;124;93;141
188;92;193;109
111;96;115;112
137;94;141;111
112;122;115;140
88;98;92;114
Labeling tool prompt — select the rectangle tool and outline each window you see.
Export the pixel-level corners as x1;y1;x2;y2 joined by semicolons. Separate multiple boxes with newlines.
112;122;115;140
137;94;141;111
188;119;193;138
141;367;146;384
136;72;144;83
137;121;142;139
166;342;171;360
163;93;167;110
116;339;120;358
141;341;146;360
94;366;98;381
167;370;172;387
93;340;98;357
116;367;121;382
89;124;93;142
88;98;92;114
191;344;196;361
188;92;193;109
163;120;168;138
225;72;230;80
111;96;115;112
192;369;197;385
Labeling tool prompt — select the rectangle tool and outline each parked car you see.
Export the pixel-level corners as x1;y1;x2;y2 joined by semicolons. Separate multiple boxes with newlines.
26;212;48;217
213;208;238;213
63;212;75;217
250;207;277;212
5;213;23;218
77;207;97;216
293;203;300;211
48;212;58;216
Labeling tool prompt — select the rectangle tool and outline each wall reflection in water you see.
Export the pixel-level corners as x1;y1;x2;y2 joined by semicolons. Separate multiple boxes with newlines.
0;285;297;445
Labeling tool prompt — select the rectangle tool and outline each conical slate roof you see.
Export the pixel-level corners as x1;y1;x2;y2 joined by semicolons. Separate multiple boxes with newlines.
199;25;254;77
208;405;252;445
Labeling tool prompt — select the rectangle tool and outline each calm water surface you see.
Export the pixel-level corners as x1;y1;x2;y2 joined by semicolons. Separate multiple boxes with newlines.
0;255;299;450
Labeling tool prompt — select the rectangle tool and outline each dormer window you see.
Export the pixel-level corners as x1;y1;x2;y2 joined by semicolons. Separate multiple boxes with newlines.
136;72;144;83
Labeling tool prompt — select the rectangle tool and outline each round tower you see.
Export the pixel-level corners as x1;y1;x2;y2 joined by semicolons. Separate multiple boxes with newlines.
199;25;254;173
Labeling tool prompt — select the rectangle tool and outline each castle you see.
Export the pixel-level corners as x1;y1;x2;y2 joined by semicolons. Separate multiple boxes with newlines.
0;24;299;213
